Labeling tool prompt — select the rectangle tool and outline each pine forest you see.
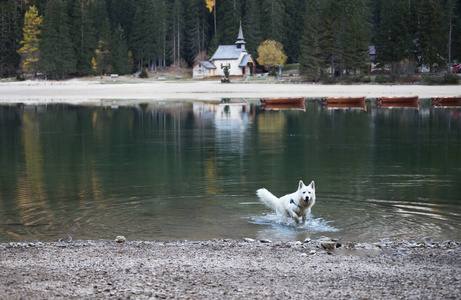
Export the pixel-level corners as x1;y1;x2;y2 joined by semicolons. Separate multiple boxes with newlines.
1;0;461;79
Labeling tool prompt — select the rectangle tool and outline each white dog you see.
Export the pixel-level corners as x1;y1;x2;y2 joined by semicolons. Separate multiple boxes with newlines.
256;180;316;225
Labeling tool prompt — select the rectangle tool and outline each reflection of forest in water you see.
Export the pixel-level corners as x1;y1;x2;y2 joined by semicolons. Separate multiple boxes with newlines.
0;102;460;242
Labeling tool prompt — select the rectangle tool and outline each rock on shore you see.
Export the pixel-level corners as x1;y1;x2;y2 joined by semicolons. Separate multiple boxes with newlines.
1;238;460;299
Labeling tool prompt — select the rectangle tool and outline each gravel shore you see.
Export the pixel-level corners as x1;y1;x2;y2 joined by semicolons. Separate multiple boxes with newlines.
1;237;460;299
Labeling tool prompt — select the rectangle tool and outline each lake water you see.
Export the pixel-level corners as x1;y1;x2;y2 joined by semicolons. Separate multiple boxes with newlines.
1;100;460;243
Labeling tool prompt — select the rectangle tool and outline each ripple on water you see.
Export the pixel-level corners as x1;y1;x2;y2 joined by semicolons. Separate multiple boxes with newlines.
249;213;340;233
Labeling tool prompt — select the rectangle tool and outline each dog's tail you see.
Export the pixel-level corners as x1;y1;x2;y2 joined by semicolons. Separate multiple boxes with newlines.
256;188;279;211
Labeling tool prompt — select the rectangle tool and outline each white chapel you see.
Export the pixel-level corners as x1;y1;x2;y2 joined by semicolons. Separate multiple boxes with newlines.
193;24;255;78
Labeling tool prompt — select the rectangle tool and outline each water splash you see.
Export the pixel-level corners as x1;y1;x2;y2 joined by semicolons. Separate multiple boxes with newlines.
249;213;340;233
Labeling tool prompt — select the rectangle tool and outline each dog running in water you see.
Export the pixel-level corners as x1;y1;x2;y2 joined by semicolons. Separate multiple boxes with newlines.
256;180;316;225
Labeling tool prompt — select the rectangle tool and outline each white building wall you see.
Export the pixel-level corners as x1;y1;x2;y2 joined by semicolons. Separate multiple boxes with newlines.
193;65;215;78
212;52;247;77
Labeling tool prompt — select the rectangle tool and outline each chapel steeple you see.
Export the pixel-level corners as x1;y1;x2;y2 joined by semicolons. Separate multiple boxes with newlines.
235;22;246;50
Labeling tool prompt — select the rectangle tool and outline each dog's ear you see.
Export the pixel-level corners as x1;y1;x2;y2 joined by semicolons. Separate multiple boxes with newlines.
309;181;315;190
299;180;305;189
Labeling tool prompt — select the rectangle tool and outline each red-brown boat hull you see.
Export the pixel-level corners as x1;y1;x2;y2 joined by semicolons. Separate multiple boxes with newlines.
262;103;306;111
378;102;419;108
323;103;366;110
377;96;419;103
260;97;305;105
431;96;461;104
322;96;366;104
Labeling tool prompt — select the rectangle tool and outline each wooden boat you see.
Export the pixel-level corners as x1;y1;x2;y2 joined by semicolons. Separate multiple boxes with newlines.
260;97;305;105
323;103;366;110
376;96;419;104
321;96;366;104
261;103;306;111
378;102;419;109
431;96;461;104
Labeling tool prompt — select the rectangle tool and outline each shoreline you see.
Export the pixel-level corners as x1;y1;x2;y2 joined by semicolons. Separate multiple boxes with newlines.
1;80;461;104
1;237;460;298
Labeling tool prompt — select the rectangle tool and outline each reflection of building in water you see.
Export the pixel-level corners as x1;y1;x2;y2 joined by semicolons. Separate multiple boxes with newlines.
192;102;251;131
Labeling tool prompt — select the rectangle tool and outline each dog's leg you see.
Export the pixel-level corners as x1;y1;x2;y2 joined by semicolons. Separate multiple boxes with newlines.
291;212;304;225
301;208;311;225
287;210;301;224
301;215;307;225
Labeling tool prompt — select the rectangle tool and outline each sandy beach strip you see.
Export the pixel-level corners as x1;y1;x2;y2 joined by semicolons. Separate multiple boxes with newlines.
1;238;460;299
1;80;460;103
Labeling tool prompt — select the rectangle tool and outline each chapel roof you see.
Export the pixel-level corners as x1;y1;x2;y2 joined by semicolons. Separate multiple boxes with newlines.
210;23;247;61
198;60;216;69
239;54;252;67
210;45;243;60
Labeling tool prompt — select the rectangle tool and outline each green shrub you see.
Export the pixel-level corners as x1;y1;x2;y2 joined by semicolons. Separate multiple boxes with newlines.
421;74;459;85
375;75;388;84
361;76;372;83
322;75;338;84
396;75;420;84
139;68;149;78
283;63;299;71
443;73;460;84
421;75;443;84
16;74;25;81
344;75;363;83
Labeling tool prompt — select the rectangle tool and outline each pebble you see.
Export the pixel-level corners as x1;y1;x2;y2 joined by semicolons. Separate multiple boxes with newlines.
321;242;336;250
115;236;126;243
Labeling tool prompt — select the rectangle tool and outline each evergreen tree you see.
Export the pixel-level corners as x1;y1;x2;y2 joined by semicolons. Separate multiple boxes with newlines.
107;0;137;38
92;0;109;32
261;0;285;42
283;0;308;63
451;0;461;62
41;0;76;78
343;0;369;74
320;0;344;76
71;0;96;75
208;34;219;56
418;0;445;71
130;0;156;70
445;0;456;64
365;0;381;45
94;18;112;75
110;24;132;74
0;0;22;77
185;0;212;64
375;0;413;73
217;0;241;45
299;0;323;80
155;0;168;68
242;0;263;57
171;0;185;66
18;6;42;76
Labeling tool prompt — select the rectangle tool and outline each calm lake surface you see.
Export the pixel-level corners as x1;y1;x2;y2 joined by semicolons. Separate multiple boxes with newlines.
1;100;460;243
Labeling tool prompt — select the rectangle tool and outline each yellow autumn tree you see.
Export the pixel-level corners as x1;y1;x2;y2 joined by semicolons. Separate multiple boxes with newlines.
17;6;42;76
205;0;217;36
256;40;287;68
205;0;215;12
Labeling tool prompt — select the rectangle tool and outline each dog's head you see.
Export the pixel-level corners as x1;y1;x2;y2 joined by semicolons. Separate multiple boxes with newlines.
298;180;315;208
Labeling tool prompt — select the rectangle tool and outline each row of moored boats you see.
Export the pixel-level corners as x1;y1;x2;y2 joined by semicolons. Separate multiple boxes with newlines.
259;96;461;109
